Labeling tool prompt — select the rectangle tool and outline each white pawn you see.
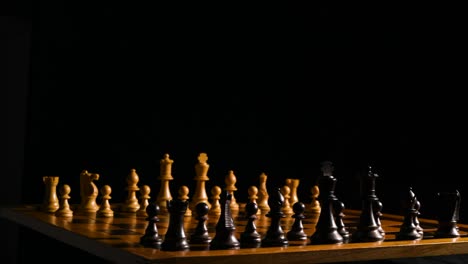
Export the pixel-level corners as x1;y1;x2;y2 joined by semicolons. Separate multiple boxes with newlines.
137;185;151;217
248;185;261;215
178;185;191;217
209;185;222;216
55;184;73;217
97;185;114;217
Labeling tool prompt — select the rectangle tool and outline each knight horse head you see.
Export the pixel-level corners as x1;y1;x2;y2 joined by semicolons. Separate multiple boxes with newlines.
80;170;99;197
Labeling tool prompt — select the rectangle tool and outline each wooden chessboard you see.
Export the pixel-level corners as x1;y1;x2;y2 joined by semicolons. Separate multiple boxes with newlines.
2;203;468;264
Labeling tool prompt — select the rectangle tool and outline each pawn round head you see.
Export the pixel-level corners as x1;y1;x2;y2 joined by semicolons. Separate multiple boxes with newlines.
146;202;160;216
178;185;189;200
248;186;258;197
281;185;291;196
292;202;306;214
211;185;221;196
245;201;259;216
101;185;112;195
59;184;71;196
195;202;209;216
140;185;151;195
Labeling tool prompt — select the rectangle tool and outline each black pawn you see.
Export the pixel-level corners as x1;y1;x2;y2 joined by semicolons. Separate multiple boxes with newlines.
240;201;262;248
209;191;240;250
140;202;163;248
287;202;308;241
190;202;212;244
262;187;289;247
160;199;190;251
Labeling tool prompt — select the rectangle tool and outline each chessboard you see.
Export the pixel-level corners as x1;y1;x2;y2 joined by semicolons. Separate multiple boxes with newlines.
2;203;468;264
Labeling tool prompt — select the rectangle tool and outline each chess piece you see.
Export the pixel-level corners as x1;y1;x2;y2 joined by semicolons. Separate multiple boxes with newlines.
190;153;211;211
178;185;192;217
286;178;300;206
287;202;308;241
224;170;239;211
280;185;294;215
352;166;384;242
189;202;212;244
140;202;163;248
434;190;461;238
310;185;321;214
78;170;100;213
374;199;385;236
210;191;240;250
262;187;289;247
333;200;350;241
209;186;221;216
414;195;423;236
137;185;151;217
396;187;422;240
257;172;270;214
121;169;140;212
156;154;174;212
97;185;114;217
240;201;262;248
55;184;73;217
310;161;344;244
42;176;60;213
160;186;190;251
248;186;261;215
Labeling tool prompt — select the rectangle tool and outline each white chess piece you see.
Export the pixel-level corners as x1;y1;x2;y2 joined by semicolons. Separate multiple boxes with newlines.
121;169;140;212
55;184;73;217
137;185;151;216
97;185;114;217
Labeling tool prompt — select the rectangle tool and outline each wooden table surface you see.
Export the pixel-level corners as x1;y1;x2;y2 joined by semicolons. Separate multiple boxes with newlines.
2;204;468;264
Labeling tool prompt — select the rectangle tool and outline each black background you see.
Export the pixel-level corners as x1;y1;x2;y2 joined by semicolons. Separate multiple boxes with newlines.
23;2;468;215
4;2;468;263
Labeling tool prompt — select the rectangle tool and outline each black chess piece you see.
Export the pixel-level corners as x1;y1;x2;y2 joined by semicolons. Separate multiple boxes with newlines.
262;187;289;247
374;198;385;236
190;202;212;244
160;198;190;251
310;161;344;244
140;202;163;248
413;195;423;236
434;190;461;238
240;201;262;248
287;202;308;241
209;191;240;250
351;166;384;242
396;187;422;240
333;200;350;242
